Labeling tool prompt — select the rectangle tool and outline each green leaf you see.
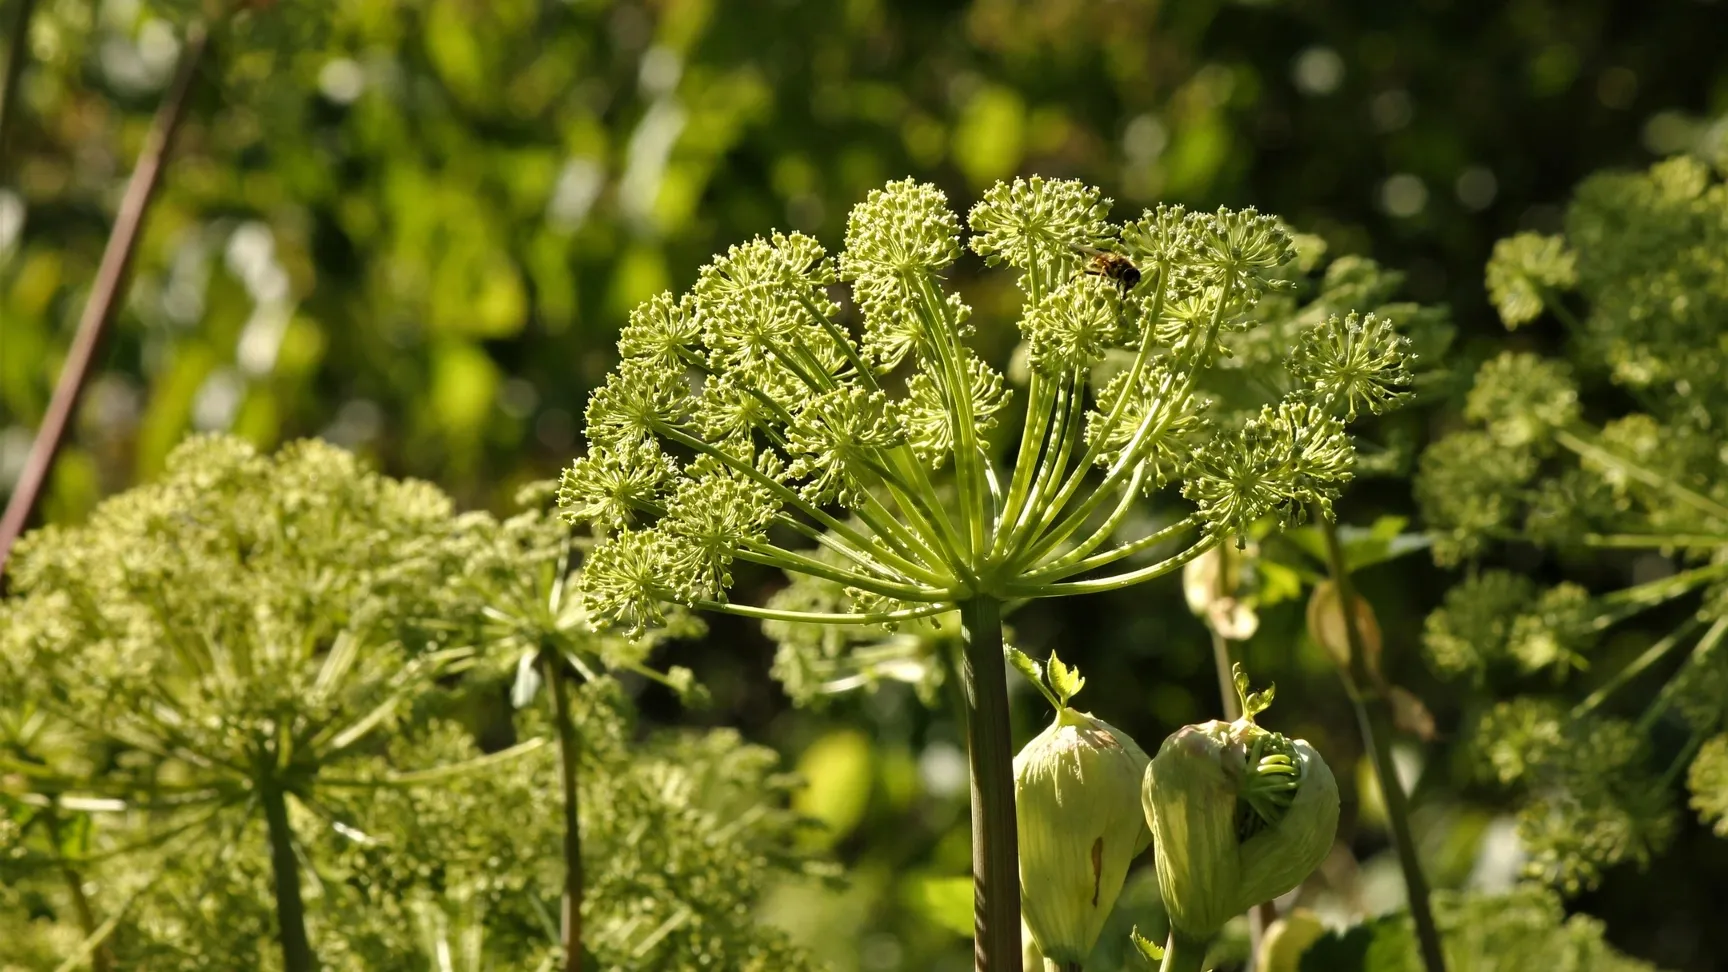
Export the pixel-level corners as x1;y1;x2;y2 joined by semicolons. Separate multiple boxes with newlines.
1130;925;1167;964
1233;663;1275;721
1006;645;1061;711
1284;516;1430;573
1256;559;1309;608
1048;650;1086;706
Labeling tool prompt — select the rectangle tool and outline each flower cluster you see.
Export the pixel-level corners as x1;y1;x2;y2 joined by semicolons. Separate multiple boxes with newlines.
1417;147;1728;893
1299;885;1657;972
0;436;814;969
558;176;1415;634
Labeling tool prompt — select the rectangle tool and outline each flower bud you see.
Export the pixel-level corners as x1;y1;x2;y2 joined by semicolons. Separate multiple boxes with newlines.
1014;707;1151;963
1142;718;1339;941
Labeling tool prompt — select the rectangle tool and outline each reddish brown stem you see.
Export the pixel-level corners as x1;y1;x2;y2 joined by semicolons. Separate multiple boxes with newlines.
0;21;208;585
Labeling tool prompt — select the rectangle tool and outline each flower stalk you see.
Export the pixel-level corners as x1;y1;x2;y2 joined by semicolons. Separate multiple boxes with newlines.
1317;515;1445;972
42;807;114;972
544;649;587;972
260;775;317;972
960;596;1021;969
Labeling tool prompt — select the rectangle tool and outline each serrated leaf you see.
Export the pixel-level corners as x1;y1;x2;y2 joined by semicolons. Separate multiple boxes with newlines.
1007;645;1062;711
1130;925;1166;964
1233;662;1275;721
1048;650;1085;705
1006;645;1045;687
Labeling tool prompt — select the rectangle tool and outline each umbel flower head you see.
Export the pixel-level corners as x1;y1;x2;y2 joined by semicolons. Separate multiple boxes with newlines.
1010;652;1151;962
1142;666;1339;940
557;176;1414;633
1418;148;1728;893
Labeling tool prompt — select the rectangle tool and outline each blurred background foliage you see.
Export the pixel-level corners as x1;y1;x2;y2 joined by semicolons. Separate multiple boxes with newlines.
4;0;1728;969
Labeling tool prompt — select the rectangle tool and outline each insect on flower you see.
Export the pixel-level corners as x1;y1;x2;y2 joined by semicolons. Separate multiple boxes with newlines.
1076;244;1142;295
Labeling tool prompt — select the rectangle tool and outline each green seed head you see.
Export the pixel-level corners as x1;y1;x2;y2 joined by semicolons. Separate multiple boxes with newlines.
1014;706;1151;962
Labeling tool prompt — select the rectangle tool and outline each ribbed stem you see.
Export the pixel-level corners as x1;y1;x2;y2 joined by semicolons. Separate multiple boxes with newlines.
545;653;586;972
1158;929;1209;972
959;595;1022;972
1318;516;1446;972
260;778;317;972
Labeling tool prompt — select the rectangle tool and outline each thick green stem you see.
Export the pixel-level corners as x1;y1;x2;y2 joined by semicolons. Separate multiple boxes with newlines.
1158;929;1209;972
545;654;586;972
1318;517;1445;972
959;595;1022;972
260;778;317;972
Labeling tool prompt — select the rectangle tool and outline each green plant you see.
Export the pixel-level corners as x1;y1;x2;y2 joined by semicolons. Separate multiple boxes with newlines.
1142;667;1339;972
308;682;820;972
1417;143;1728;895
1295;886;1655;972
446;483;705;971
0;436;817;970
1166;231;1445;971
0;435;502;971
1011;651;1150;970
556;175;1411;969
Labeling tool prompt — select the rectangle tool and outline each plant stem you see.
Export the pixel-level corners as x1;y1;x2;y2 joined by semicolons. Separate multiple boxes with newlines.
1158;929;1209;972
0;0;39;174
1203;560;1275;961
544;652;586;972
43;808;113;972
0;19;209;586
1573;617;1701;718
260;778;317;972
1317;516;1445;972
1209;632;1241;722
959;595;1022;972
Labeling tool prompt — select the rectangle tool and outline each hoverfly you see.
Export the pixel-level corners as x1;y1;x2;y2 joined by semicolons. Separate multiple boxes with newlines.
1075;245;1142;296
